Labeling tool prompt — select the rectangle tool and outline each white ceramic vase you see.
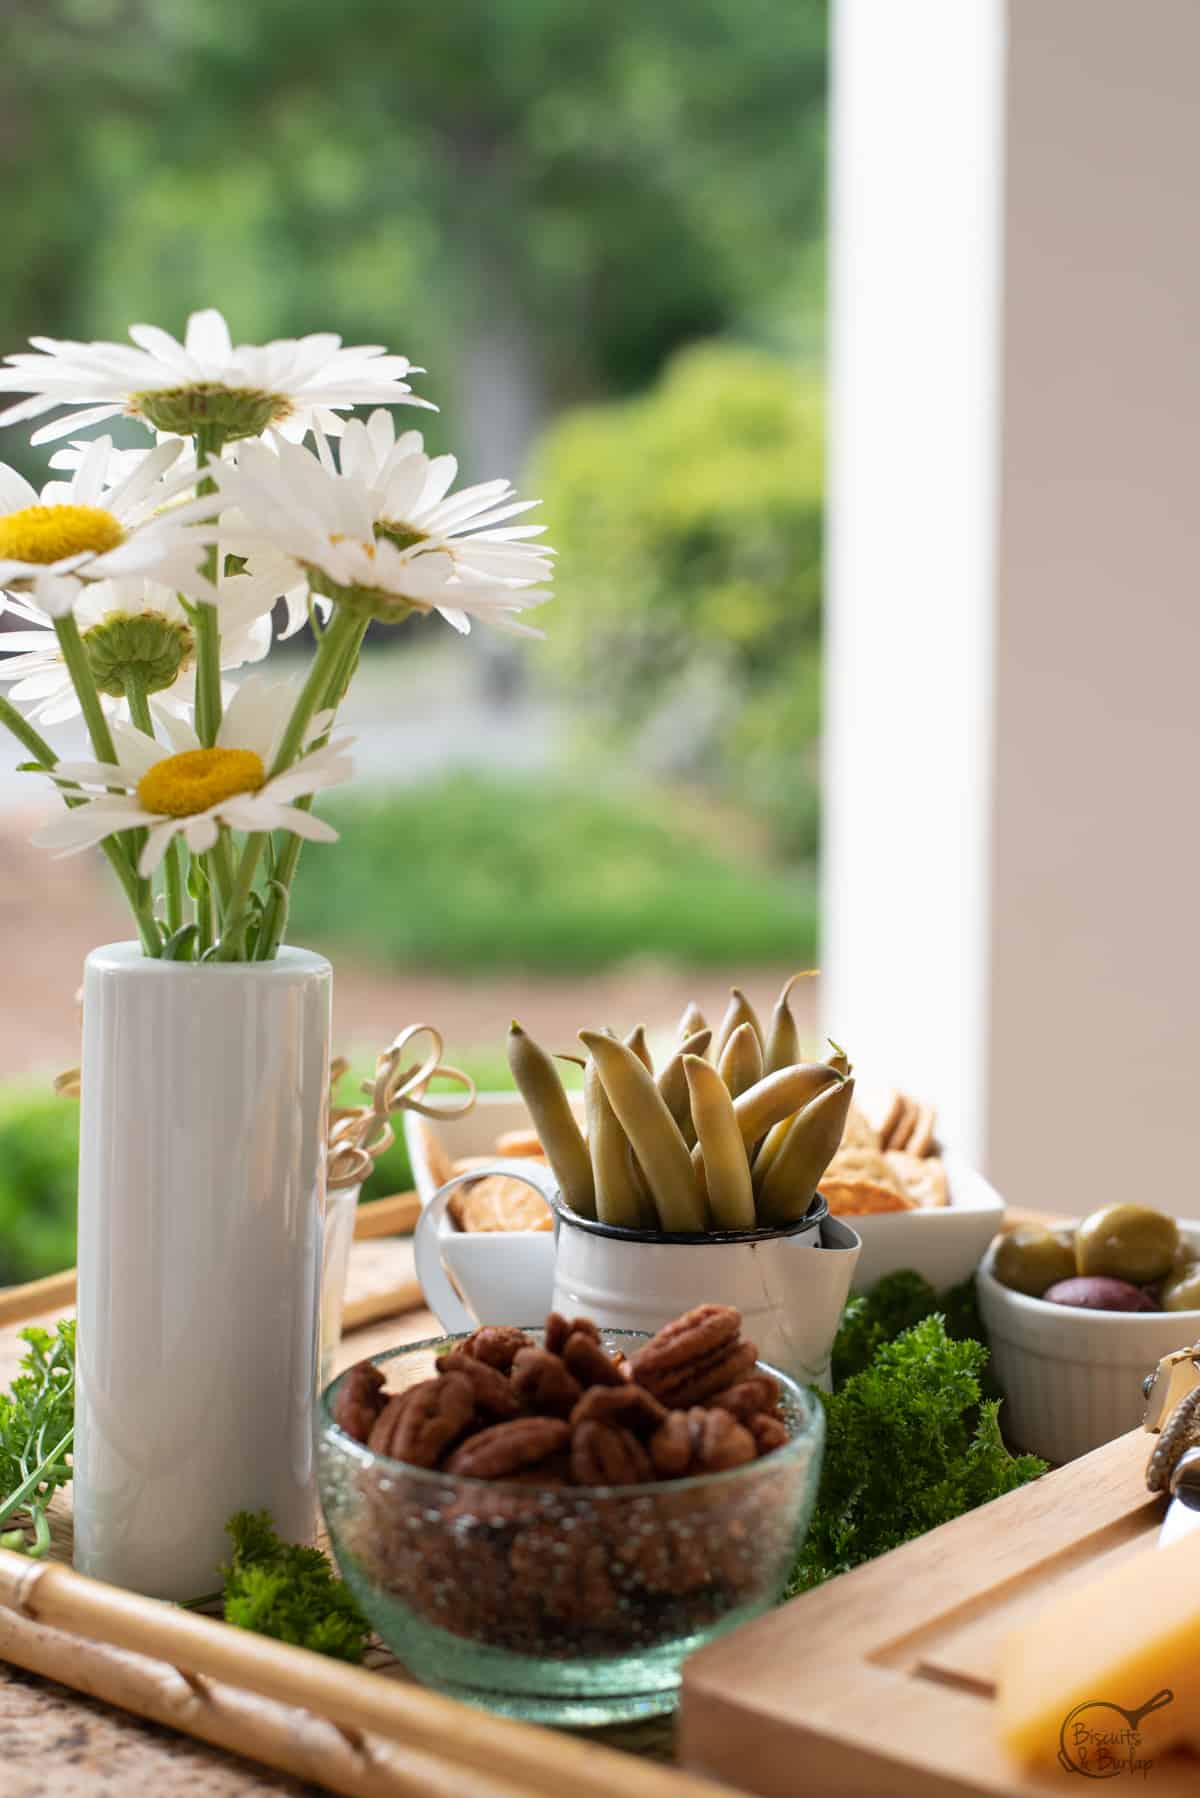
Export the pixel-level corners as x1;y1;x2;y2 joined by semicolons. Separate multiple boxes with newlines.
74;941;332;1599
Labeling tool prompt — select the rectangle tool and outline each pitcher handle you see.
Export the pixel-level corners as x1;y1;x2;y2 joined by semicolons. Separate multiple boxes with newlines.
413;1159;559;1333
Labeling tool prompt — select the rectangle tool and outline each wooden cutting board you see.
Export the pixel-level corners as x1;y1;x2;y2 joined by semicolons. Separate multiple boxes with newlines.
679;1426;1198;1796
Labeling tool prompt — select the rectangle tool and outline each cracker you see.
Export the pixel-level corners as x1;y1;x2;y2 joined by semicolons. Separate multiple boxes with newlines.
886;1151;949;1209
493;1128;546;1159
905;1103;938;1158
839;1105;879;1151
884;1095;919;1151
876;1091;906;1149
821;1145;915;1216
824;1146;903;1188
822;1178;916;1217
448;1174;553;1233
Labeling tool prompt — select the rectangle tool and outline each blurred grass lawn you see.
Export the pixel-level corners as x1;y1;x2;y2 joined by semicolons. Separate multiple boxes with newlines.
289;771;816;972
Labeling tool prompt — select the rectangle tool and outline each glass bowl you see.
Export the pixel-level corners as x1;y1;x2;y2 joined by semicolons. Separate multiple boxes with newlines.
318;1329;825;1725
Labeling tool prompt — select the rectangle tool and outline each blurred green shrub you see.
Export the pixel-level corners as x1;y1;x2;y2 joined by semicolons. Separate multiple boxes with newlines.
290;771;815;973
0;1088;80;1286
530;341;824;859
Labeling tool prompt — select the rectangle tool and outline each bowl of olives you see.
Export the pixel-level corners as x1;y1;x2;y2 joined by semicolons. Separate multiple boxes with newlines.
976;1204;1200;1463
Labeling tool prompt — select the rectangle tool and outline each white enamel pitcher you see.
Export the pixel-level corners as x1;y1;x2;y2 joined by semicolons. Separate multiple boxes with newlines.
413;1158;861;1391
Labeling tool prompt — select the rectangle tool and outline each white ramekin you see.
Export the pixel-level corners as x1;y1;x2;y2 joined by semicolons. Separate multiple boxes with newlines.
976;1224;1200;1463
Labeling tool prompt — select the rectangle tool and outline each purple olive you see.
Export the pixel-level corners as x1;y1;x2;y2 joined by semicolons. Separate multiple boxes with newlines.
1042;1275;1157;1313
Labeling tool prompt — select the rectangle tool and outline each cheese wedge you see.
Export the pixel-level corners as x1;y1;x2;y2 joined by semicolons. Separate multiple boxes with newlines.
998;1531;1200;1770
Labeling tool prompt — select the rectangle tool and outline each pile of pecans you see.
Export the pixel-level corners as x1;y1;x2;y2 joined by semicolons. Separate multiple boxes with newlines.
327;1306;808;1658
333;1304;789;1484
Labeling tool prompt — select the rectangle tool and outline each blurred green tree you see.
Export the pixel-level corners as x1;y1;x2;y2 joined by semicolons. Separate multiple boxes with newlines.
0;0;825;473
531;341;824;858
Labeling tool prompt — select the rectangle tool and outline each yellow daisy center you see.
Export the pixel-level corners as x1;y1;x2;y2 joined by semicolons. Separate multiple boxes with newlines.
137;747;266;818
0;504;124;566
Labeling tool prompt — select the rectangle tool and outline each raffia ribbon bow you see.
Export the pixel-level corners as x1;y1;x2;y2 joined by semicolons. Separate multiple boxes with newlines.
327;1023;475;1190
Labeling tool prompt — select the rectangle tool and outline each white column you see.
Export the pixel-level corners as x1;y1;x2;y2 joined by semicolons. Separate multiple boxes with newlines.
823;0;1200;1217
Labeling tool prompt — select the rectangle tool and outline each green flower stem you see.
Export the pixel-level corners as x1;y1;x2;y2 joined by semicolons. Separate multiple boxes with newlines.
0;694;60;770
215;833;266;961
163;839;185;936
122;669;154;738
0;691;159;955
192;422;228;749
196;864;214;956
255;610;368;960
209;828;236;911
112;669;158;929
269;603;363;776
220;604;364;962
52;615;117;767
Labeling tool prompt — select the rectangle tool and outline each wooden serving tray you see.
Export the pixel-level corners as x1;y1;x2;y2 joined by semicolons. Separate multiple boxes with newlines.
680;1426;1196;1796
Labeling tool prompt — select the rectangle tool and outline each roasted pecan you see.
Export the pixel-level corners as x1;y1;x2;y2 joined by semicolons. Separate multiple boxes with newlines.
569;1382;667;1438
631;1304;741;1386
372;1374;476;1468
709;1374;781;1423
562;1331;625;1388
543;1312;572;1356
639;1336;759;1409
510;1346;583;1416
749;1413;789;1456
436;1350;521;1420
446;1416;571;1479
544;1312;601;1356
460;1326;534;1372
648;1410;693;1478
571;1419;654;1485
366;1389;415;1458
333;1360;386;1444
648;1406;755;1477
694;1407;756;1471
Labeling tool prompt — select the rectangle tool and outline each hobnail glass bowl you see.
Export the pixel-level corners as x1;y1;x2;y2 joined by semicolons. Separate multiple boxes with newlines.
318;1329;824;1725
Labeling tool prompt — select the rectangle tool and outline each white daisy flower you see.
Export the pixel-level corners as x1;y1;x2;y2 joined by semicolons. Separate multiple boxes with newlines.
211;422;554;638
0;308;434;446
0;435;218;617
0;574;273;725
32;676;353;877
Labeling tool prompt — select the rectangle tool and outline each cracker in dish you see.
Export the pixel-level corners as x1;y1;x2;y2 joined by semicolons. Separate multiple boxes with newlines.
885;1150;949;1209
820;1146;916;1216
448;1174;553;1233
493;1128;546;1159
839;1105;880;1151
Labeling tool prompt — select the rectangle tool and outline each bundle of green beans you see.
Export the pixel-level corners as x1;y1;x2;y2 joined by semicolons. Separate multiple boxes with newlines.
507;975;854;1235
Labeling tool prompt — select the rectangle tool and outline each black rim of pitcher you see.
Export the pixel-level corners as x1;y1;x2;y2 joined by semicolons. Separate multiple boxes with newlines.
547;1186;830;1246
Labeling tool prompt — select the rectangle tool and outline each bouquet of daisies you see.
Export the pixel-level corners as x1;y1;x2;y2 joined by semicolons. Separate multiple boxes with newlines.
0;312;553;961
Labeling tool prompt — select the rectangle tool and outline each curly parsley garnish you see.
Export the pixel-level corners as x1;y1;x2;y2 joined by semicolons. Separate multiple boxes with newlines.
0;1318;76;1557
222;1509;370;1662
790;1303;1045;1594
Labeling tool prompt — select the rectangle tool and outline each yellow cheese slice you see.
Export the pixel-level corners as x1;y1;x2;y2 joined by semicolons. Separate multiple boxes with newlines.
997;1531;1200;1771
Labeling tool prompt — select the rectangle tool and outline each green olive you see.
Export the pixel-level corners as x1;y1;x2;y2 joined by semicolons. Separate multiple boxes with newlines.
993;1227;1078;1298
1075;1203;1179;1285
1160;1262;1200;1313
